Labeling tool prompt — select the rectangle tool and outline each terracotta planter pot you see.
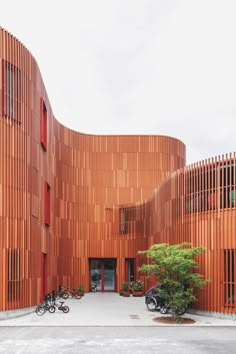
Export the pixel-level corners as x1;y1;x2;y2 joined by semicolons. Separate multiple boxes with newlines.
122;291;130;297
132;291;144;297
119;290;123;296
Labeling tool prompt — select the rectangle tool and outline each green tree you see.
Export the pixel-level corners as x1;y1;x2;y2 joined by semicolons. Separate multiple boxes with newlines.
138;242;209;322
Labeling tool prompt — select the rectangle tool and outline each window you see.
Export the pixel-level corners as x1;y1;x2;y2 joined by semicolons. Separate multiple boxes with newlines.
185;160;236;214
220;162;236;209
224;250;235;307
2;60;20;121
8;249;20;302
45;182;50;226
120;208;128;234
119;207;136;234
40;98;47;150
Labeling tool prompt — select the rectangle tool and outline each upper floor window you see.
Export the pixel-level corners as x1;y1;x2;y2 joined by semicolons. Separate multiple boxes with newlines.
44;182;50;226
224;249;235;307
119;207;136;235
40;98;47;151
2;60;20;122
185;160;236;214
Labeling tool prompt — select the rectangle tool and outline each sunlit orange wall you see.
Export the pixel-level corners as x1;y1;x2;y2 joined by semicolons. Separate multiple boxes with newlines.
0;28;186;310
2;26;235;317
139;155;236;315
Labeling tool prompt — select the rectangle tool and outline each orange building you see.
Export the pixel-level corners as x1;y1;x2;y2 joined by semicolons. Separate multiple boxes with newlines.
0;27;235;316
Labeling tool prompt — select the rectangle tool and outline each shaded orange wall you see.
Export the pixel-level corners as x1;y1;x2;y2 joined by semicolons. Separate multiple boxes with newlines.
139;154;236;315
0;28;185;310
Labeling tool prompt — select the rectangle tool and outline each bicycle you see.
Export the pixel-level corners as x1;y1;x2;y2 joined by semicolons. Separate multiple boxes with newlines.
35;294;56;316
49;290;70;313
52;300;69;313
62;287;81;299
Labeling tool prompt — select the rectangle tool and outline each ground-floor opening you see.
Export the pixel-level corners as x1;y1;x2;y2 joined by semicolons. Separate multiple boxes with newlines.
89;258;116;292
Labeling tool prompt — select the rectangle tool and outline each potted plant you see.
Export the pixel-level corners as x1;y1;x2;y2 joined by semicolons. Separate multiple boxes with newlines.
132;280;144;296
119;285;124;296
121;282;130;297
77;286;85;296
128;281;135;295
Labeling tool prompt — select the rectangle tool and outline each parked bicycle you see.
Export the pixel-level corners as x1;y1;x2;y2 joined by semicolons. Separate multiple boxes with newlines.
62;287;82;299
49;290;70;313
35;294;55;316
52;300;69;313
36;289;70;315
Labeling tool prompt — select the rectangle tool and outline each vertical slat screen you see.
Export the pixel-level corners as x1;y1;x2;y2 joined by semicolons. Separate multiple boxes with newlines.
140;154;236;314
224;250;235;307
1;26;236;317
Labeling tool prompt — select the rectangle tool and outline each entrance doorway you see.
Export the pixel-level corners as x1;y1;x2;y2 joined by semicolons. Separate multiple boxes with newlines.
125;258;135;283
90;259;116;292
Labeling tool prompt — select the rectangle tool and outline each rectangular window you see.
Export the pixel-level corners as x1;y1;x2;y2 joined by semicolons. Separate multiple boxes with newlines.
40;98;47;150
45;182;50;226
8;249;20;302
185;160;236;214
224;249;235;307
220;162;236;209
120;208;128;234
2;60;20;121
119;207;136;234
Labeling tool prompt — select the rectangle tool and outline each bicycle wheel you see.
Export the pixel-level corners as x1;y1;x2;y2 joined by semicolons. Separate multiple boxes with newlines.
175;306;187;316
160;305;168;314
146;297;157;311
35;305;45;316
62;292;69;299
49;305;56;313
75;292;82;299
62;306;69;313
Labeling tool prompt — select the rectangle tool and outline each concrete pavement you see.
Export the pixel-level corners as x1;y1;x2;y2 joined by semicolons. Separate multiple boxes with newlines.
1;327;236;354
1;292;236;327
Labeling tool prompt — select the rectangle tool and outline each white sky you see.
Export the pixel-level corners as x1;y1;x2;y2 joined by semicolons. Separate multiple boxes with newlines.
1;0;236;165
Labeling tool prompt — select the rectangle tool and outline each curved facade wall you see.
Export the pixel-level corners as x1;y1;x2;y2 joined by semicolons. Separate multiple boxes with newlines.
0;28;185;311
2;26;235;316
141;154;236;315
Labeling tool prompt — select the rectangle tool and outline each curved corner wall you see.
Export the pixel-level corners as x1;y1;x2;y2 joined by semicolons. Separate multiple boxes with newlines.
0;28;186;310
141;154;236;315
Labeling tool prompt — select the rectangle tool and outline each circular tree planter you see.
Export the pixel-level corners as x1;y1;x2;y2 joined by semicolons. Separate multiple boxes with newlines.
153;316;196;325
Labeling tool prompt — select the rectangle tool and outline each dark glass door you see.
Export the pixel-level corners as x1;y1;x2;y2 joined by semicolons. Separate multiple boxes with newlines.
126;258;135;283
104;259;115;291
90;259;102;291
90;259;116;292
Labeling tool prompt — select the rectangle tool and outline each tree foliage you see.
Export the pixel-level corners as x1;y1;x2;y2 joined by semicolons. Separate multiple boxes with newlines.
138;242;209;321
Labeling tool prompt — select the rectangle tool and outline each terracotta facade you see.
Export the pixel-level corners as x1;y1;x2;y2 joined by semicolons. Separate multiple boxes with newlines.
0;27;235;316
